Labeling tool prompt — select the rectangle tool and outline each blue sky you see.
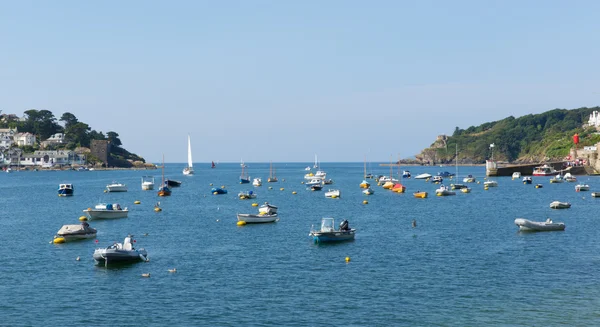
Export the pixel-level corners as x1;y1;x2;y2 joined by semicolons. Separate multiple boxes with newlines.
1;1;599;163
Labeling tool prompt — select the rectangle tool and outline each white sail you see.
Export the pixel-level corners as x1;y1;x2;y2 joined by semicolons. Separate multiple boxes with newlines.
183;135;194;175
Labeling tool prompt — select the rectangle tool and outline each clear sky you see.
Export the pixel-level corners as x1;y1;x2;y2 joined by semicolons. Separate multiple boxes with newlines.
1;0;599;163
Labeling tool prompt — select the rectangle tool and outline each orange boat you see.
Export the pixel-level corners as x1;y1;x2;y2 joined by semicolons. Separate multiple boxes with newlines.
413;191;428;198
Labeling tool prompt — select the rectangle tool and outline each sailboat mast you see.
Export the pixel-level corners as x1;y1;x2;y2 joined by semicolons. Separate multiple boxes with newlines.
364;155;367;179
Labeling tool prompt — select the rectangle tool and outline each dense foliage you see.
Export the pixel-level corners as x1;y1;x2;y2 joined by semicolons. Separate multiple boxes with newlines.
429;107;599;163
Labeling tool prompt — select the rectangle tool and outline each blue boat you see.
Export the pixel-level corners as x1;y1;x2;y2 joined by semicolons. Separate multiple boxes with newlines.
211;187;228;195
402;170;411;178
240;162;250;184
309;218;356;243
58;184;74;197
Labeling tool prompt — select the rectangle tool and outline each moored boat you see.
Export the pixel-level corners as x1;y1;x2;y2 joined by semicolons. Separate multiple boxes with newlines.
523;177;532;184
58;183;74;197
533;164;557;176
93;235;148;265
238;190;256;199
324;189;341;198
362;187;374;195
413;191;427;198
258;203;278;214
359;180;370;188
309;218;355;243
183;134;194;175
141;176;155;190
211;187;227;195
415;173;432;180
237;213;279;224
402;170;411;178
252;178;262;187
165;179;182;187
575;184;590;192
463;175;476;183
514;218;565;232
550;201;571;209
512;172;521;179
535;184;543;188
435;184;456;196
461;187;471;193
310;184;323;191
392;183;406;193
483;180;498;187
451;183;468;190
431;176;443;184
564;173;577;182
53;222;97;243
106;182;127;192
84;203;128;219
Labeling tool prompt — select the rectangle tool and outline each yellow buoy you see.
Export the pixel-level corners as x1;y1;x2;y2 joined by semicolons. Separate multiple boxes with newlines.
53;237;65;244
237;221;246;226
154;207;162;212
221;185;226;189
331;195;338;198
280;188;284;191
134;200;141;205
79;216;88;221
213;192;218;195
345;256;351;263
484;187;489;191
103;190;107;193
292;191;297;194
301;181;305;184
252;203;258;207
363;200;368;204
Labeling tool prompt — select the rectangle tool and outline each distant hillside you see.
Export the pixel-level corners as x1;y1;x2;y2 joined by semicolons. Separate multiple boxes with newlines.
413;107;600;164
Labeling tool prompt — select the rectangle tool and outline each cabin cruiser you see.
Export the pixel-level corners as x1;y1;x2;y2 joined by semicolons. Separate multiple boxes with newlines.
141;176;155;190
415;173;432;180
532;164;557;176
402;171;411;178
514;218;565;232
106;182;127;192
84;203;128;219
93;235;148;265
58;184;74;197
309;218;356;243
53;222;97;243
306;178;323;187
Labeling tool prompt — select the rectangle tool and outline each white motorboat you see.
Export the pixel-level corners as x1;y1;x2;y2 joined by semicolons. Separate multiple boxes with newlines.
314;170;327;179
238;190;257;199
84;203;128;219
549;201;571;209
93;235;148;264
183;134;194;175
592;192;600;198
512;172;521;179
483;180;498;187
575;184;590;192
514;218;565;232
322;179;333;185
252;178;262;187
523;177;532;184
324;189;341;198
550;174;564;183
53;222;97;243
431;176;443;184
106;182;127;192
378;176;399;184
435;185;456;196
362;187;374;195
533;164;557;176
309;218;356;243
415;173;432;180
304;166;311;171
564;173;576;182
306;178;323;187
237;213;279;224
259;203;278;214
463;175;476;183
141;176;155;190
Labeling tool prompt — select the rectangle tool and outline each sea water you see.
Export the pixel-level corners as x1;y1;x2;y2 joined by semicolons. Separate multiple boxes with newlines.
1;163;599;326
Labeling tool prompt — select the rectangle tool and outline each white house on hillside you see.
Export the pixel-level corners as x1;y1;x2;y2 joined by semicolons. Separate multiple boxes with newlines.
589;111;600;128
14;132;36;146
41;133;65;148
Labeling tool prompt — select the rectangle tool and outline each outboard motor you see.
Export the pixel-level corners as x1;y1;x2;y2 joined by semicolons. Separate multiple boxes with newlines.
340;220;349;231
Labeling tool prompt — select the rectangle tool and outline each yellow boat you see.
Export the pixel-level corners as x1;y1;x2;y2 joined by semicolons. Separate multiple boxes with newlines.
413;191;428;198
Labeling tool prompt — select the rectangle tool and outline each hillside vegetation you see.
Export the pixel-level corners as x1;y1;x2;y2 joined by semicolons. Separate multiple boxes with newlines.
414;107;600;164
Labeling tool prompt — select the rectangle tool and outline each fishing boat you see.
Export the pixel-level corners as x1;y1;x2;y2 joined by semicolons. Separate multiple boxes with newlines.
267;161;278;182
93;235;148;265
514;218;565;232
309;218;356;243
532;164;557;176
58;183;74;197
402;170;411;178
211;187;227;195
324;189;341;198
158;155;171;196
53;222;97;243
183;134;194;175
523;177;533;184
362;187;374;195
549;201;571;209
238;190;256;199
84;203;128;219
106;182;127;192
141;176;155;190
435;184;456;196
512;172;521;179
413;191;428;198
575;184;590;192
240;161;250;184
252;178;262;187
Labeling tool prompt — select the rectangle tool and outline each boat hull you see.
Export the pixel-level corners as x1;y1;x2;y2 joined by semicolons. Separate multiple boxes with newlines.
106;185;127;192
58;189;74;197
93;248;148;263
514;218;565;232
84;209;129;219
141;182;154;190
310;230;355;243
237;213;279;223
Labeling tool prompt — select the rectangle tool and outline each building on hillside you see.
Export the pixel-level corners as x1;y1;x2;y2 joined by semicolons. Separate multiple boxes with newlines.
14;132;36;146
21;150;86;167
40;133;65;148
90;140;111;165
0;128;17;148
588;111;600;128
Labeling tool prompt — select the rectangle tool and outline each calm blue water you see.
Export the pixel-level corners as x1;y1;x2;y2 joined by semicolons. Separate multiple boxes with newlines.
1;163;600;326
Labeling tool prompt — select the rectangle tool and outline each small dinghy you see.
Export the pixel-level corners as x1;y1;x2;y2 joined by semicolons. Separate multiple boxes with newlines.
514;218;565;232
93;235;148;265
413;191;428;198
512;172;521;179
211;187;227;195
324;189;341;198
550;201;571;209
575;184;590;192
238;202;279;223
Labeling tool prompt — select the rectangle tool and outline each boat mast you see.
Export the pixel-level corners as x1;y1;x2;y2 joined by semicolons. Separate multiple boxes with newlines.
363;155;367;179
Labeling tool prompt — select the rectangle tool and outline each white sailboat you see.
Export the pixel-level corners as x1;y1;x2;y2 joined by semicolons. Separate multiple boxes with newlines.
313;154;318;169
183;135;194;175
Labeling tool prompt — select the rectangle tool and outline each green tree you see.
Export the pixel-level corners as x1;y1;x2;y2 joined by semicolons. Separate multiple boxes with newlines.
106;131;122;147
60;112;78;130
